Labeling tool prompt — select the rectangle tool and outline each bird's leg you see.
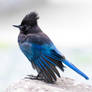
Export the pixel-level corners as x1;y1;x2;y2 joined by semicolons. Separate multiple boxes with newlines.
36;72;45;80
25;72;44;81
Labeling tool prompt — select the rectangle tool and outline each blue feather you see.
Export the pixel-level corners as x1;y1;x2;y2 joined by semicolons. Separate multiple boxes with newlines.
38;58;46;70
45;49;89;80
40;56;50;68
36;59;43;70
62;59;89;80
38;58;55;82
42;55;56;66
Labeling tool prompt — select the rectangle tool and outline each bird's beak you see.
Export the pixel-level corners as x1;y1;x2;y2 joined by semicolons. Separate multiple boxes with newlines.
13;25;21;28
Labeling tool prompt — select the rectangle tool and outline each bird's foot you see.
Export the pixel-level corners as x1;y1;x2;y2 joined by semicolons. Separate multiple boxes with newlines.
25;74;44;81
25;75;37;80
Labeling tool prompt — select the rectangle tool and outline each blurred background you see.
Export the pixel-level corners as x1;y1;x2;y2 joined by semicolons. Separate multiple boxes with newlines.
0;0;92;91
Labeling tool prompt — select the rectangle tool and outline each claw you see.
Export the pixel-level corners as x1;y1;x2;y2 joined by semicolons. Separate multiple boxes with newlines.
25;74;44;80
25;75;37;80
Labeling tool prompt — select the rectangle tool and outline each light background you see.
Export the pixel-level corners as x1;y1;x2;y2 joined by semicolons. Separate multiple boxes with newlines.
0;0;92;92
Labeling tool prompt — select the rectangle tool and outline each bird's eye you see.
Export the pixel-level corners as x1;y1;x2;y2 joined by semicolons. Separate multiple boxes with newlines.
21;25;27;31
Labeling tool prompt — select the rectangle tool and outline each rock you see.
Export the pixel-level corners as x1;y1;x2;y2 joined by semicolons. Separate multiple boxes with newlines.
6;77;92;92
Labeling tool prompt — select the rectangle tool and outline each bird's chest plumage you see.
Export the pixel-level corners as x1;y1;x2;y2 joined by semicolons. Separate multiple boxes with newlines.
18;32;53;62
18;33;42;61
18;33;26;44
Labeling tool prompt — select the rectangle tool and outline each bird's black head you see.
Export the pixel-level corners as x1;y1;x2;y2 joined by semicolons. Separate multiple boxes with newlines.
21;12;39;26
13;12;39;34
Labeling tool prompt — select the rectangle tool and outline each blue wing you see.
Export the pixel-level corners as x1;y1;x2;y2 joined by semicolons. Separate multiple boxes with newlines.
19;42;65;82
20;41;89;83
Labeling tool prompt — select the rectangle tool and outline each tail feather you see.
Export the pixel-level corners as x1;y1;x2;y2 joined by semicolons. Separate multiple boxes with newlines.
62;59;89;80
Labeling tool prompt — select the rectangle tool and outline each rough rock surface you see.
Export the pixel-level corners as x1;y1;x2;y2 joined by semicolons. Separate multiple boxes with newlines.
6;77;92;92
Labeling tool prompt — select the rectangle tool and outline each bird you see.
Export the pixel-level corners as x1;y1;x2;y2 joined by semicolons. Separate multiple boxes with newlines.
13;12;89;83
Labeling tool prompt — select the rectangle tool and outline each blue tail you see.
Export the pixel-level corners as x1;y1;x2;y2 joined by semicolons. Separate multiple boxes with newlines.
62;60;89;80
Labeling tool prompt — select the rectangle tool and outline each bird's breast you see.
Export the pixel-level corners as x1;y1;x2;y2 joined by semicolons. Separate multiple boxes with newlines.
18;33;27;44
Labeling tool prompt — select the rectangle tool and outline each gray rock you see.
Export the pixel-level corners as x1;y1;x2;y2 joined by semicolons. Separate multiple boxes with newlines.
6;77;92;92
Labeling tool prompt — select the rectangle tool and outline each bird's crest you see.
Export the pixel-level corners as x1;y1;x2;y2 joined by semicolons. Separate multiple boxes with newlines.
21;12;39;26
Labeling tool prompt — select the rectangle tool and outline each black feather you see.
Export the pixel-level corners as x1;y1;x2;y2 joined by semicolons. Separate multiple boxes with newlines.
21;12;39;26
40;57;56;81
41;56;60;77
46;56;64;71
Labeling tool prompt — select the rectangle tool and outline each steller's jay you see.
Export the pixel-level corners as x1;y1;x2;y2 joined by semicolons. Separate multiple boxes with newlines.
13;12;89;83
